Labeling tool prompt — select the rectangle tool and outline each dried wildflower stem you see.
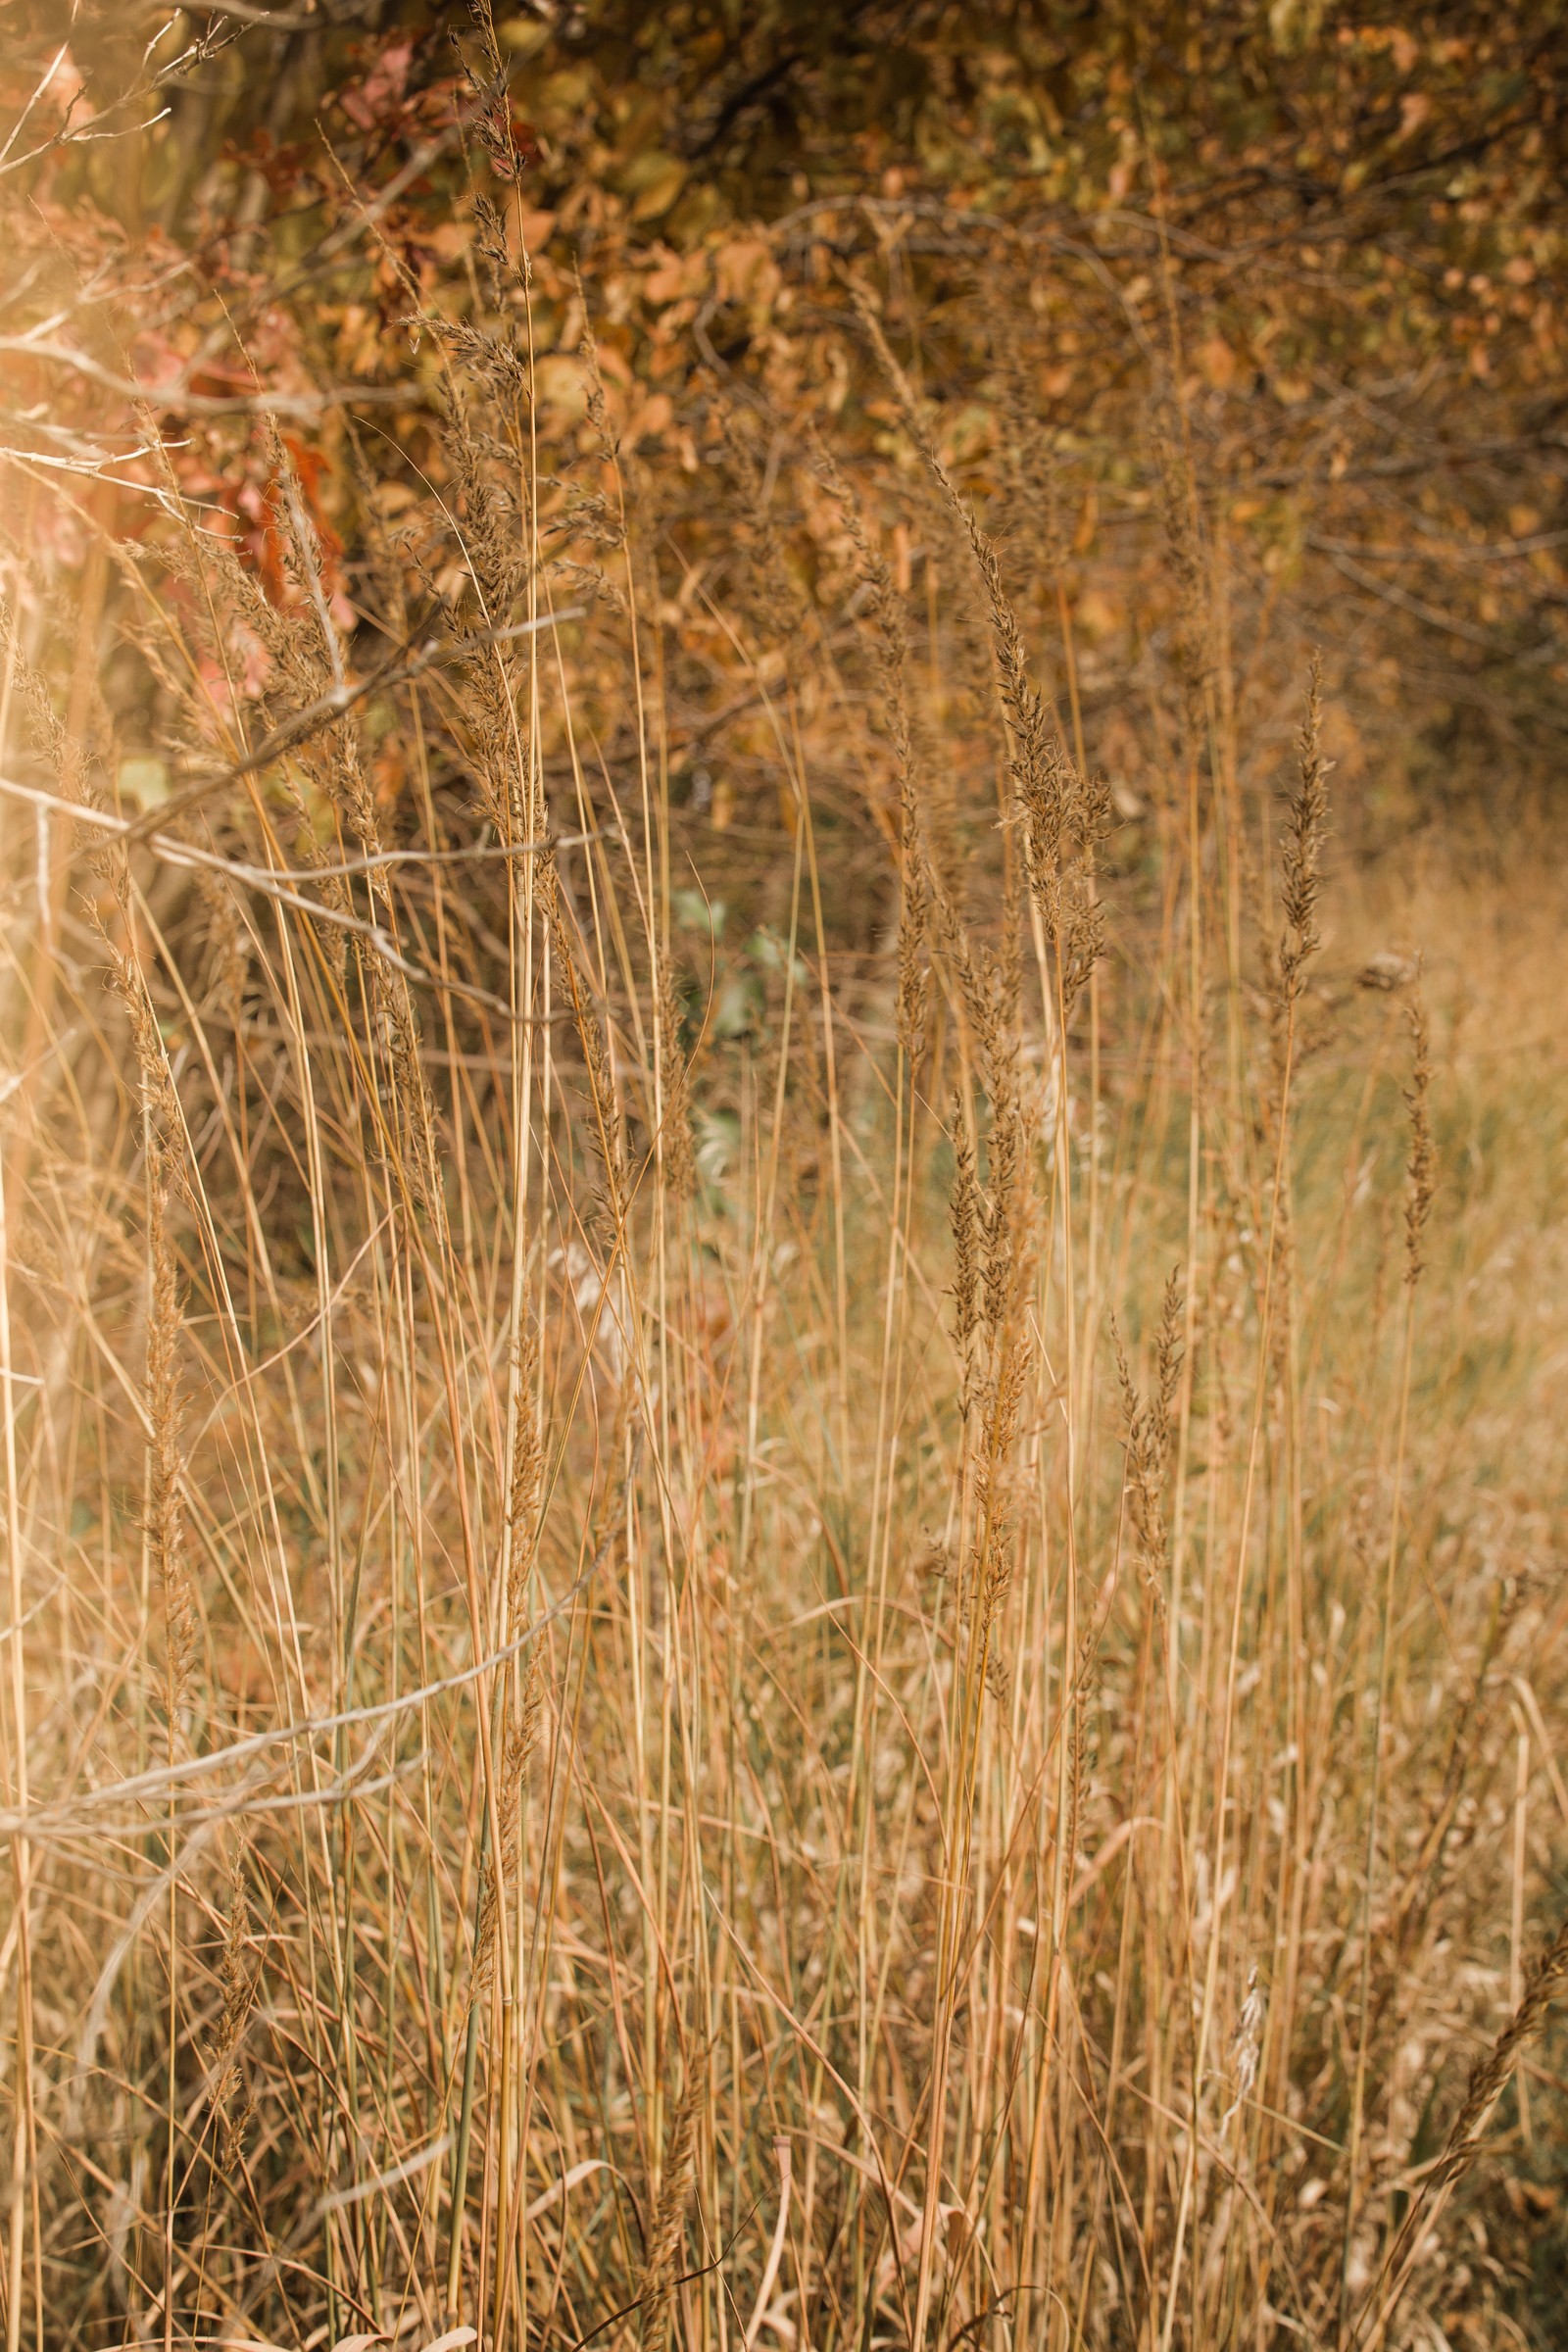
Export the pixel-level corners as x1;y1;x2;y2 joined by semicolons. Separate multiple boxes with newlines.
638;2043;705;2352
850;280;1104;2340
1340;989;1434;2334
0;1134;37;2352
799;445;925;2180
1511;1714;1533;2147
1159;663;1330;2352
0;474;40;2352
492;199;548;2349
1054;580;1104;1434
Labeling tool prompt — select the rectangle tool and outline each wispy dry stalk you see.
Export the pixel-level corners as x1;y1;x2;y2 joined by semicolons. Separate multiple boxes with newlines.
980;1058;1022;1344
144;1139;195;1722
852;286;1109;1015
972;1335;1031;1699
207;1860;258;2169
638;2046;706;2352
1438;1911;1568;2167
506;1321;544;1619
542;859;630;1234
1279;653;1332;1003
1403;992;1435;1287
808;431;930;1060
0;593;100;819
950;1102;982;1420
1063;1629;1097;1890
1343;956;1438;2330
475;1648;543;2001
1151;388;1212;736
1113;1268;1184;1607
109;941;195;1723
107;937;181;1159
657;947;697;1197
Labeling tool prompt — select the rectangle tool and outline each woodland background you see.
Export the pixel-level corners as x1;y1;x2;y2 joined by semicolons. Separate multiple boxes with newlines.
8;0;1568;882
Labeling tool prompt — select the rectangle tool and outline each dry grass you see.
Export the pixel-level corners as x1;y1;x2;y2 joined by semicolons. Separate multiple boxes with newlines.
3;212;1568;2352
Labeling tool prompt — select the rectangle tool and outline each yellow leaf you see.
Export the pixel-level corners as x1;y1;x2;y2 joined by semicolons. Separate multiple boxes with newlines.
621;152;687;222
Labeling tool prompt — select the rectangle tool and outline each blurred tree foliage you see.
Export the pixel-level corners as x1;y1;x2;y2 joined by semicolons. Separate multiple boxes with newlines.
5;0;1568;841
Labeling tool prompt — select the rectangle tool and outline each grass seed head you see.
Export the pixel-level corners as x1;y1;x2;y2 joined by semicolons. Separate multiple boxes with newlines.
1280;651;1333;999
639;2045;707;2352
1403;990;1435;1287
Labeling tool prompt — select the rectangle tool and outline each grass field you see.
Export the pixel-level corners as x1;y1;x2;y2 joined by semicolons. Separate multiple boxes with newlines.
3;272;1568;2352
